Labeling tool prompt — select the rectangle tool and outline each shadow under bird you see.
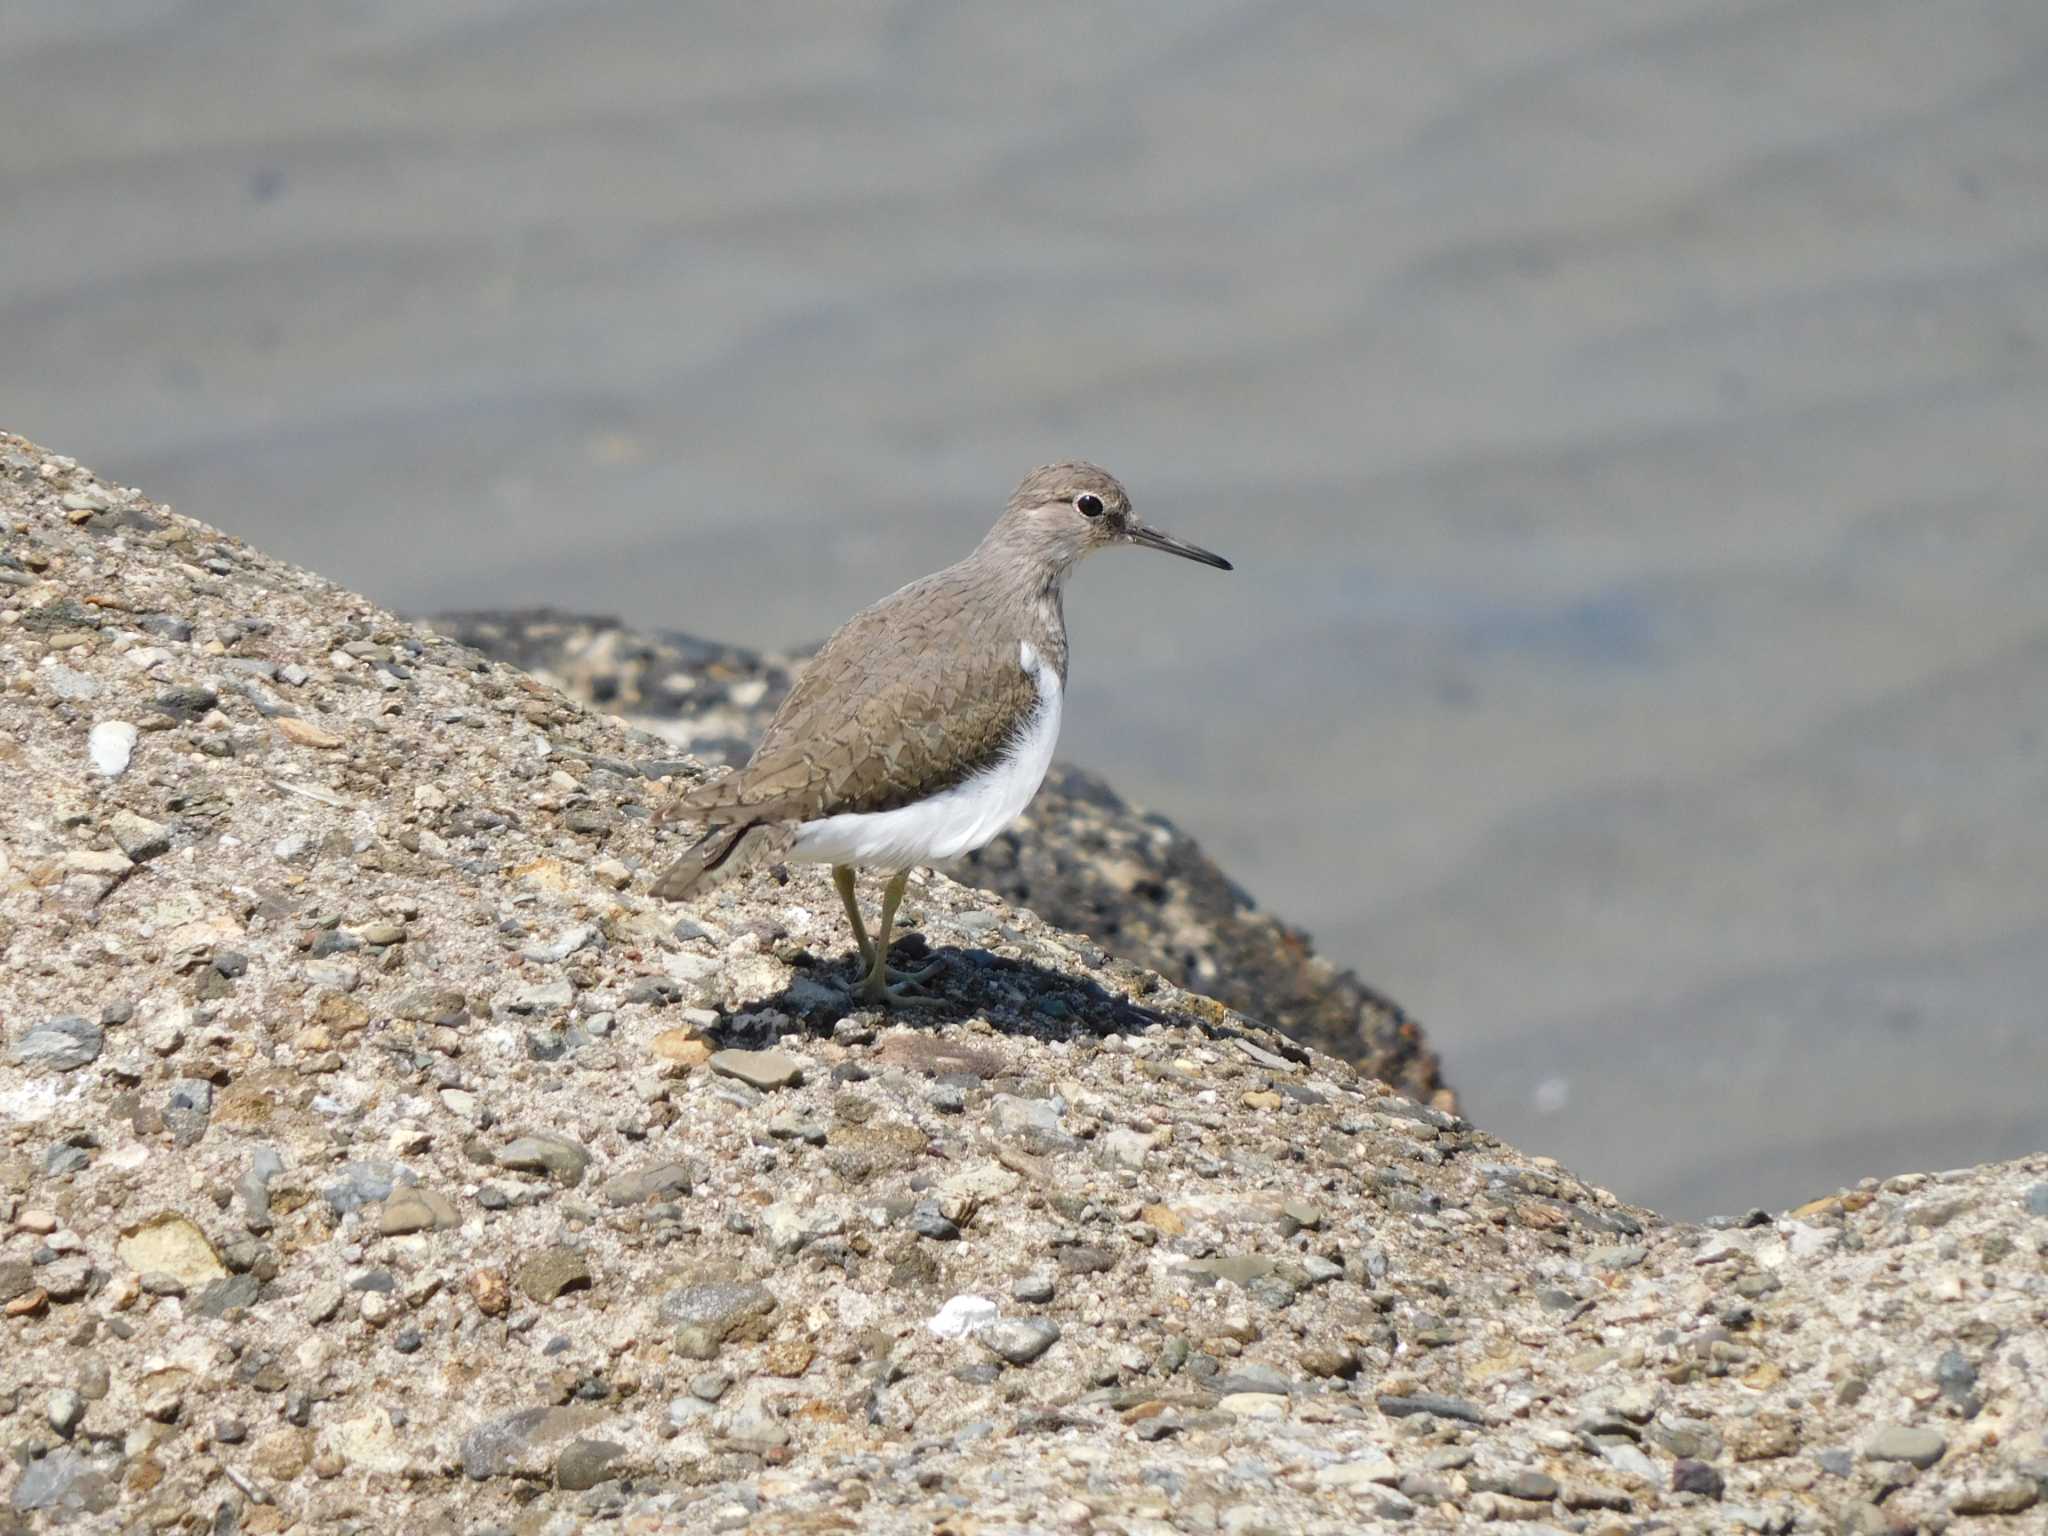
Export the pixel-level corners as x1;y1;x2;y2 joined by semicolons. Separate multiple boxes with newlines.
652;461;1232;1004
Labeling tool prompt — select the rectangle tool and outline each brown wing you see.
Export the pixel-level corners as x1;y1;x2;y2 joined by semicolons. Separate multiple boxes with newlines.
661;569;1040;828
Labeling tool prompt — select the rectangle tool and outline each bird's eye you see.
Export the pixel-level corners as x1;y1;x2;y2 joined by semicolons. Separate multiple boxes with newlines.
1074;493;1104;518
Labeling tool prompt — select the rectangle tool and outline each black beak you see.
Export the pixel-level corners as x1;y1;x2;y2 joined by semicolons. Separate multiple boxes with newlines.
1127;522;1233;571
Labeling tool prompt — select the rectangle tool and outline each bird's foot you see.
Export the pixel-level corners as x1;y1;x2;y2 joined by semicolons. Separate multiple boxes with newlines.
853;954;948;1008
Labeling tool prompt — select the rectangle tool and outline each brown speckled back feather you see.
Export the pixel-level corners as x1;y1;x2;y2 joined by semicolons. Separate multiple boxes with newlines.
663;561;1060;830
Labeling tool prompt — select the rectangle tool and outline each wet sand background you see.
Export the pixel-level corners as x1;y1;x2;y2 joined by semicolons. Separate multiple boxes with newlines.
6;1;2047;1215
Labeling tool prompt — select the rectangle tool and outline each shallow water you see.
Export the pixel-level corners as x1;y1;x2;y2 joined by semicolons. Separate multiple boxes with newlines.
6;0;2047;1215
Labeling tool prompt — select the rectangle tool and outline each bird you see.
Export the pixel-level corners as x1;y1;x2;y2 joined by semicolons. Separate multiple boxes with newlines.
650;462;1232;1004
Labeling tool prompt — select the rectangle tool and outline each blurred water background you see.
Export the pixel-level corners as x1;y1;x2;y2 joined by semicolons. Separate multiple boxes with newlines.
6;1;2047;1215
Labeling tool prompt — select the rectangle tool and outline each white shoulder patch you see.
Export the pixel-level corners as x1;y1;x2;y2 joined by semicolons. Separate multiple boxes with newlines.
1020;640;1039;673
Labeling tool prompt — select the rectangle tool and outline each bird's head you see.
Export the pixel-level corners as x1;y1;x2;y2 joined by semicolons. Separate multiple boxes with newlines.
997;461;1233;576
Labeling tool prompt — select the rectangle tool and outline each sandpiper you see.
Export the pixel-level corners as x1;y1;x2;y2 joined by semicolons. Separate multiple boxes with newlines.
651;462;1231;1004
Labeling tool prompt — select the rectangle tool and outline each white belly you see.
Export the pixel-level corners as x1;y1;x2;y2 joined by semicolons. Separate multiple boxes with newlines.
788;647;1062;870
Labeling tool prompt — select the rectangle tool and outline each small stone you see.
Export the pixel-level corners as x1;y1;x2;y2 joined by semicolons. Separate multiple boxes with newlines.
11;1016;103;1073
503;977;575;1013
378;1186;459;1234
497;1135;592;1185
1278;1198;1323;1232
1011;1273;1057;1305
1099;1127;1156;1170
908;1201;961;1241
88;720;138;776
1950;1480;2040;1517
690;1371;732;1402
304;1283;345;1323
1301;1345;1361;1380
249;1427;314;1481
152;684;218;722
44;663;99;700
766;1114;826;1146
1673;1460;1726;1499
517;1246;593;1303
117;1214;226;1288
46;1389;85;1436
982;1318;1060;1366
1315;1456;1400;1491
1377;1393;1487;1426
1215;1364;1296;1398
461;1405;611;1481
1218;1392;1289;1419
650;1030;712;1069
1863;1425;1946;1469
660;1277;778;1350
708;1048;803;1091
196;1274;262;1318
556;1438;626;1492
930;1294;1000;1339
762;1200;844;1254
9;1448;112;1515
354;922;407;946
990;1094;1064;1139
761;1336;815;1377
1140;1203;1186;1237
468;1269;511;1317
277;716;344;749
601;1162;693;1206
524;924;594;963
108;810;171;862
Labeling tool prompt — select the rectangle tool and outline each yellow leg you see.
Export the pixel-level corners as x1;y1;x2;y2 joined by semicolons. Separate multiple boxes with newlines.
855;870;945;1006
832;865;874;968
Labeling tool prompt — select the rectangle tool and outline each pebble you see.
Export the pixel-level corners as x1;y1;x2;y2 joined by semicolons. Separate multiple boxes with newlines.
909;1201;962;1240
45;1389;85;1436
523;924;595;963
556;1437;626;1492
197;1273;262;1317
982;1318;1061;1365
460;1405;612;1482
9;1449;109;1514
1862;1425;1946;1469
600;1162;694;1206
378;1186;459;1234
1218;1392;1289;1419
763;1200;844;1254
44;664;99;701
1314;1455;1400;1491
708;1048;804;1091
517;1246;593;1302
1215;1364;1296;1397
497;1135;592;1185
11;1016;103;1072
1949;1480;2041;1516
1011;1272;1057;1304
1673;1459;1725;1498
107;810;170;861
659;1277;778;1353
930;1294;1000;1339
1376;1392;1490;1433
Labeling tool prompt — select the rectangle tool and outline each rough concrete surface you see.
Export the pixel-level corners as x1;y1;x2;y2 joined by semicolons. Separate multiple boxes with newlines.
3;437;2046;1534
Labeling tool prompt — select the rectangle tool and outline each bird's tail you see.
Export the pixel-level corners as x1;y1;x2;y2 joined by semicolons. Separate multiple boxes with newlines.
649;818;794;901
